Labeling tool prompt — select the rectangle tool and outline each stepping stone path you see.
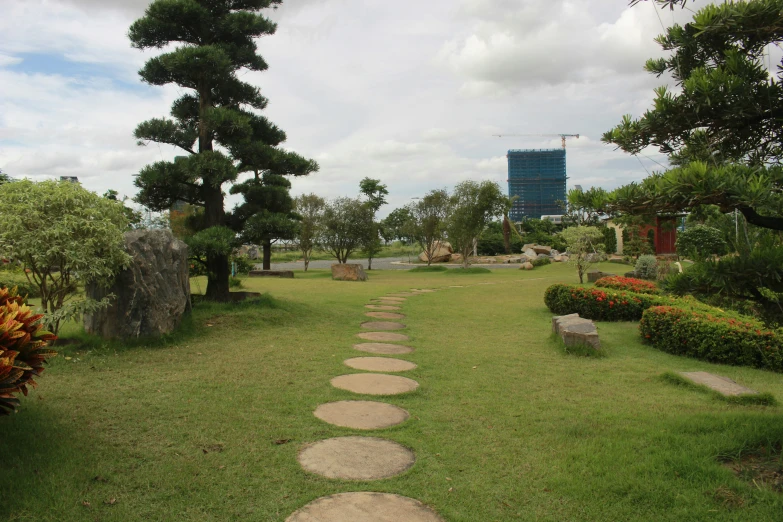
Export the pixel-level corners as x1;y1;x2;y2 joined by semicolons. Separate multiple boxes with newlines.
288;288;445;521
679;371;759;396
344;357;417;372
354;343;414;355
365;305;402;311
361;321;406;330
357;331;410;342
286;492;444;522
331;373;419;395
314;401;409;430
365;312;405;320
298;436;415;480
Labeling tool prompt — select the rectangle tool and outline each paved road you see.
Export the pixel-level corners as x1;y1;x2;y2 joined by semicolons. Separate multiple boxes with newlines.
257;257;524;271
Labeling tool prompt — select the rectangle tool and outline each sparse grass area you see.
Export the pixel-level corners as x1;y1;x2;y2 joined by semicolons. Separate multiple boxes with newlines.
2;262;783;521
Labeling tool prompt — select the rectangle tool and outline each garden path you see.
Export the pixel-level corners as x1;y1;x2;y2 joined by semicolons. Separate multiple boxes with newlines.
286;289;446;521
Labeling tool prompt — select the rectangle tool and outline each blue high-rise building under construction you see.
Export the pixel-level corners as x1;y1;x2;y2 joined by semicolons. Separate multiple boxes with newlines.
507;149;567;221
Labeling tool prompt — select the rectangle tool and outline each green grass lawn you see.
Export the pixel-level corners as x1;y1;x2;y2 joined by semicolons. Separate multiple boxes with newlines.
2;263;782;521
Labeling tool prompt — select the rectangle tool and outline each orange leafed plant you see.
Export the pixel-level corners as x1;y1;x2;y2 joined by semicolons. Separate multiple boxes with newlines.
0;287;57;415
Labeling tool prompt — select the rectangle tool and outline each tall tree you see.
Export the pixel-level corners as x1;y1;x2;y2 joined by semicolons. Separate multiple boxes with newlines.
129;0;315;301
358;178;388;270
294;194;326;271
230;172;300;270
407;189;450;266
447;181;507;268
321;198;375;264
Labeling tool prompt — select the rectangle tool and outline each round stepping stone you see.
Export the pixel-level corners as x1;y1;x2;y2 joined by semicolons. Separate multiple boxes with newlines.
372;298;405;303
365;305;402;311
387;292;415;297
331;373;419;395
314;400;409;429
344;357;417;372
365;312;405;320
354;343;414;355
357;331;410;342
297;436;415;480
361;321;406;330
286;492;444;522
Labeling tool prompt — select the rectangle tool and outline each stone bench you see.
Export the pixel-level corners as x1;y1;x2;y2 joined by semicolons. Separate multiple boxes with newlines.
552;313;600;350
248;270;294;278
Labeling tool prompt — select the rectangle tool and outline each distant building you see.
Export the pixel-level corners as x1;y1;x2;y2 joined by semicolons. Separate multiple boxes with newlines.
60;176;79;183
507;149;567;221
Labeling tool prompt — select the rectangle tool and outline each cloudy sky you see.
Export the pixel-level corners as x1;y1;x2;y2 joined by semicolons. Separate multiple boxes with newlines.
0;0;701;215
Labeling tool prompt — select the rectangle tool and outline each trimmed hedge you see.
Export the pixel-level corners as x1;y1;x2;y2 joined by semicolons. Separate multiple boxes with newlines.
595;276;659;295
544;284;672;321
641;306;783;373
531;257;552;267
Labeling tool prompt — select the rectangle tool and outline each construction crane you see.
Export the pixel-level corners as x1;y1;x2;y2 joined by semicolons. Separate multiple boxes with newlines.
493;133;580;149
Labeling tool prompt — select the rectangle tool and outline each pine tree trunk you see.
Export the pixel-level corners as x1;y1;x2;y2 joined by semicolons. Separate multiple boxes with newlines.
502;215;512;254
263;240;272;270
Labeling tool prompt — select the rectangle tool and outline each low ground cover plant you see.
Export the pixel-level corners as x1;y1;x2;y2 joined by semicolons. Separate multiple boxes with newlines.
641;306;783;373
0;287;57;414
595;276;659;294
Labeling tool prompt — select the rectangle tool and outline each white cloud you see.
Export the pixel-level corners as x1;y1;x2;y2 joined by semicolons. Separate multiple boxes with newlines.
1;0;693;216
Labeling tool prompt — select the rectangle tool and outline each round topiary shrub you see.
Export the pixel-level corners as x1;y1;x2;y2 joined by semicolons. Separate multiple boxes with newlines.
676;225;728;260
634;255;658;280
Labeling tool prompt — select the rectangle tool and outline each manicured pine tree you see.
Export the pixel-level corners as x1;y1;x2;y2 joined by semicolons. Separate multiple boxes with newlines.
129;0;316;301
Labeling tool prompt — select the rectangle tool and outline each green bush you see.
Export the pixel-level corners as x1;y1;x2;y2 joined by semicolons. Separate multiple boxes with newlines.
0;279;39;299
409;265;447;273
544;284;671;321
635;255;658;280
451;267;491;274
229;277;243;289
601;226;617;254
531;257;552;267
676;225;728;260
231;255;255;276
640;306;783;372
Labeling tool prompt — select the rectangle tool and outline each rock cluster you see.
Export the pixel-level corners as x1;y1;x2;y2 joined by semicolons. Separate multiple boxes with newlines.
551;313;600;350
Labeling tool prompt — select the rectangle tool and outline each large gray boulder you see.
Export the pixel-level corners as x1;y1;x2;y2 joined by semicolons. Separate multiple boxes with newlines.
551;314;600;350
84;229;191;339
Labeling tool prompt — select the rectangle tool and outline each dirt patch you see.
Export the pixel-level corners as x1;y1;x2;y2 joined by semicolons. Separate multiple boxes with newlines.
723;446;783;493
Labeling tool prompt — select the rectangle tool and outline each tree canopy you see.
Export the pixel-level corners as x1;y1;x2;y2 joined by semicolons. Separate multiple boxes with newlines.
603;0;783;230
0;180;131;334
447;181;507;267
129;0;316;300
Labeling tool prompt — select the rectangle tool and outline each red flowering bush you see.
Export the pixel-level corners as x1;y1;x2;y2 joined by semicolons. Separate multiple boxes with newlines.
595;276;659;295
640;306;783;372
544;284;672;321
0;287;57;415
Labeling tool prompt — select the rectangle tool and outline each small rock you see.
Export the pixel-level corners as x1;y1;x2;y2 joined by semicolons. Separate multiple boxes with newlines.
520;262;534;271
533;245;552;255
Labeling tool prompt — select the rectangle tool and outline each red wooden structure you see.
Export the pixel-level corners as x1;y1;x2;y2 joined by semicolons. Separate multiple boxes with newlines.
639;217;678;254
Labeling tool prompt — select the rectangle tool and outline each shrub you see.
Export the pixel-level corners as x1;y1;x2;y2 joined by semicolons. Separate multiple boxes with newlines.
531;257;552;267
595;276;659;294
676;225;728;260
451;267;491;274
544;284;671;321
635;254;658;280
409;265;447;273
0;287;57;415
640;306;783;373
232;255;255;276
229;276;243;289
0;279;39;299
